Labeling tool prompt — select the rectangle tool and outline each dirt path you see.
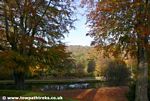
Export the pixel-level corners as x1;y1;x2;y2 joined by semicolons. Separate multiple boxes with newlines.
52;86;129;101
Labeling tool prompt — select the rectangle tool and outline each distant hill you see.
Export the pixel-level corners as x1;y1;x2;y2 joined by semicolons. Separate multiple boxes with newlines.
67;45;91;56
66;45;92;63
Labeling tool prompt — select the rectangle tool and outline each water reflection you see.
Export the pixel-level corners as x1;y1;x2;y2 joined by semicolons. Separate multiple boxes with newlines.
41;82;104;91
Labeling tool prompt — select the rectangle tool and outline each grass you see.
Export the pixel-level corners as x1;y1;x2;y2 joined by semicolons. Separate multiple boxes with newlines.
0;90;78;101
0;90;28;96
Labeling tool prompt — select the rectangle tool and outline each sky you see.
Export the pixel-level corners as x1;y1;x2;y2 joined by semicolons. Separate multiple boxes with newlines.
63;5;93;46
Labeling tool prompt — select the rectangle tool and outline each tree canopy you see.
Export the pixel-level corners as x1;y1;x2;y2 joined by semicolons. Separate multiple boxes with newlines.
85;0;150;101
0;0;75;89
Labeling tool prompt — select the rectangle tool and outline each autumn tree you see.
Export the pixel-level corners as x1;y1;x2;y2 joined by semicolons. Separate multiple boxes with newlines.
87;59;95;73
87;46;119;77
46;45;76;77
0;0;75;89
84;0;150;101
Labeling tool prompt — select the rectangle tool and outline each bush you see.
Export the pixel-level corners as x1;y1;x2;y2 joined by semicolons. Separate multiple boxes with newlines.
103;59;131;86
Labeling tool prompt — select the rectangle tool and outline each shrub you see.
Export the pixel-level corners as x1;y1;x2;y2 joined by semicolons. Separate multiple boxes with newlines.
103;59;131;86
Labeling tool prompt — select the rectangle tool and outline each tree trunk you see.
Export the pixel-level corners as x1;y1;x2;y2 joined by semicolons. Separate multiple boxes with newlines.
135;62;149;101
13;71;25;90
135;43;149;101
135;0;149;100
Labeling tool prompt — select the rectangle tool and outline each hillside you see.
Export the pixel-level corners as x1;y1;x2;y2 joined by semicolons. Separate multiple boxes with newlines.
67;45;91;57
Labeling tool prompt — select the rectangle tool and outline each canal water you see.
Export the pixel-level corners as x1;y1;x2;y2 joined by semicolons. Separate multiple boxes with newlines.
0;81;106;91
40;82;106;91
